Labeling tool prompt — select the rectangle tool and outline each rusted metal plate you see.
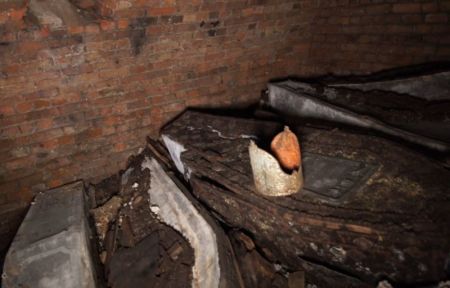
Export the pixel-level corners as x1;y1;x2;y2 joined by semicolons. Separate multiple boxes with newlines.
302;152;378;202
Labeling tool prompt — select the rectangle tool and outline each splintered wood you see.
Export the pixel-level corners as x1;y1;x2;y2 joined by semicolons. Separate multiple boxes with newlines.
90;153;195;288
90;149;244;288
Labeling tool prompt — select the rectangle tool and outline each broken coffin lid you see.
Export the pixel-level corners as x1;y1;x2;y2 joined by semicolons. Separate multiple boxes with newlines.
2;181;98;288
265;80;450;153
325;62;450;101
161;110;450;287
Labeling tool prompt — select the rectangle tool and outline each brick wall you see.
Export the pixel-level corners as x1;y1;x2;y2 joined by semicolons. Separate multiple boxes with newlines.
0;0;27;29
0;0;304;208
0;0;449;253
297;0;450;75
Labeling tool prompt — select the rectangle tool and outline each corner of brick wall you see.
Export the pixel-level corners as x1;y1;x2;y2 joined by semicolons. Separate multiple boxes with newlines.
0;0;304;208
298;0;450;75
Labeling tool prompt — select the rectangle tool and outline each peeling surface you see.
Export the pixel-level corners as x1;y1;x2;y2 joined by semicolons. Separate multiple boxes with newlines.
29;0;86;29
143;157;220;288
162;135;190;179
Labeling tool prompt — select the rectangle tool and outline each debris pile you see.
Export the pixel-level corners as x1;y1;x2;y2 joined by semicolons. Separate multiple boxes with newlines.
89;153;195;288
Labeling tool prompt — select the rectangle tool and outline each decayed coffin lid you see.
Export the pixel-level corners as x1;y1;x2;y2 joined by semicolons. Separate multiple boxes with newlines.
161;110;450;287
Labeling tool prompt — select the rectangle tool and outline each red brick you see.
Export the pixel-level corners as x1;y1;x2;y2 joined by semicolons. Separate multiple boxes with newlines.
0;105;15;116
47;179;63;188
0;12;8;24
16;102;33;113
103;115;121;126
242;6;264;16
18;41;44;54
385;25;413;34
85;23;100;33
422;3;438;13
0;31;16;42
68;25;84;34
117;19;129;30
40;27;51;37
148;6;177;16
9;8;26;22
75;0;96;9
113;142;127;152
100;20;116;31
366;4;391;15
134;0;149;6
401;14;422;24
37;118;53;130
57;135;75;145
3;64;20;75
34;99;50;109
162;101;185;113
40;138;59;149
437;46;450;57
441;1;450;12
425;13;448;23
88;128;103;138
392;3;421;14
5;157;32;171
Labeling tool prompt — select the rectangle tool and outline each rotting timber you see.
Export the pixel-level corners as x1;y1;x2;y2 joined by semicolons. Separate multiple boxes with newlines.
161;110;450;287
89;149;243;288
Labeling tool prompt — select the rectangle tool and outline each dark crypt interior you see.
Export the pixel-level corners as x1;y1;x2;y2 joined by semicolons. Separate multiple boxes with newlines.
0;0;449;287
